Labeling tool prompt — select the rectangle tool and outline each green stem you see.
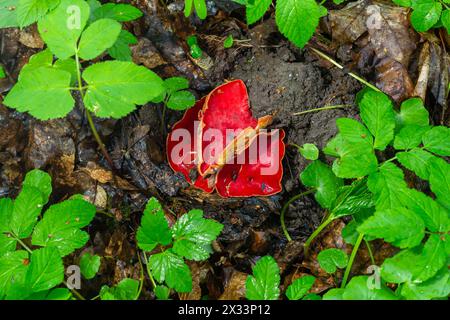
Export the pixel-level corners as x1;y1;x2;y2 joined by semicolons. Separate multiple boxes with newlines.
142;252;157;289
136;252;146;300
280;189;316;242
365;239;375;266
308;47;381;93
63;281;86;300
292;104;353;116
341;232;364;288
74;51;115;170
303;215;334;257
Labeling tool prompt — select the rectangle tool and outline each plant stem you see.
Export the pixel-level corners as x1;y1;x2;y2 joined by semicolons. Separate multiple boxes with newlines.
303;215;334;257
74;51;115;170
292;104;353;116
308;47;381;93
136;251;145;300
365;239;375;266
341;232;364;288
142;252;157;289
12;234;32;254
64;281;86;300
280;189;316;242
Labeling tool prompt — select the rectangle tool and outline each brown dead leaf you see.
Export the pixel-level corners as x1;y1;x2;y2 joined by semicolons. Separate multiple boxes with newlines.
219;270;247;300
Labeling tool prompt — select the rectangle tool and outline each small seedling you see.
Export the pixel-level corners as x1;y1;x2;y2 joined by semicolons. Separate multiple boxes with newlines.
136;197;223;297
184;0;208;19
223;35;234;49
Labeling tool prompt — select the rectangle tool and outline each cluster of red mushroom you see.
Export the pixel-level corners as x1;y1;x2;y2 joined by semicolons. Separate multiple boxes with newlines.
167;80;285;197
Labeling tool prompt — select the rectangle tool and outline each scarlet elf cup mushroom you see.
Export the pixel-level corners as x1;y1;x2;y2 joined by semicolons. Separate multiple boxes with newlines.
167;80;285;197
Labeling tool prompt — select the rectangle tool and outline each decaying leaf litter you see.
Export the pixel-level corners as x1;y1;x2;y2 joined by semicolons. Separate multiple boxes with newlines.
0;0;448;300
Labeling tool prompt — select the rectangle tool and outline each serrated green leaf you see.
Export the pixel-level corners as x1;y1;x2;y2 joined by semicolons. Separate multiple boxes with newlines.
330;179;375;218
171;209;223;261
16;0;60;28
149;249;192;293
246;256;280;300
100;278;139;300
275;0;321;48
299;143;319;160
322;288;345;300
393;125;430;150
367;162;409;211
317;249;348;273
22;169;52;204
38;0;90;60
246;0;271;24
358;89;396;150
0;234;17;257
108;30;137;61
397;148;435;180
136;197;172;252
395;98;429;130
93;3;142;22
78;18;121;60
167;90;196;111
300;160;343;209
164;77;189;94
83;61;164;118
342;276;398;300
0;0;19;28
422;126;450;156
442;9;450;33
223;34;234;48
0;250;29;298
154;285;170;300
0;198;14;233
411;0;442;32
53;58;77;85
358;207;425;248
25;247;64;293
400;267;450;300
399;189;450;233
4;67;74;120
79;252;101;279
286;275;315;300
428;156;450;210
32;198;96;256
10;186;44;239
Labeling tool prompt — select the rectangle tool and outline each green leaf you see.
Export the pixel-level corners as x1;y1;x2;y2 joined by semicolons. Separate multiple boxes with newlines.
25;247;64;293
4;67;74;120
136;197;172;252
246;256;280;300
246;0;271;24
100;278;140;300
275;0;321;48
184;0;193;17
397;148;435;180
395;98;429;130
358;89;396;150
167;90;196;111
78;18;121;60
411;0;442;32
80;252;101;279
422;126;450;156
0;250;29;298
108;30;138;61
53;58;77;85
83;61;164;118
322;288;345;300
32;198;96;256
400;267;450;300
0;234;17;257
16;0;60;28
164;77;189;94
149;249;192;293
154;285;170;300
194;0;207;19
442;9;450;33
38;0;90;59
0;0;19;28
330;179;375;218
0;66;5;79
0;198;14;233
358;207;425;248
367;162;409;211
300;160;343;209
93;3;142;22
399;189;450;233
428;156;450;209
393;125;430;150
286;275;315;300
299;143;319;160
392;0;412;7
10;186;44;239
172;209;223;261
342;276;398;300
317;249;348;273
22;169;52;204
223;35;234;48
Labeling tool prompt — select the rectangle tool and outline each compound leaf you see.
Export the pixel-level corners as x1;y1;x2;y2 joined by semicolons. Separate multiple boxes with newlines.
246;256;280;300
